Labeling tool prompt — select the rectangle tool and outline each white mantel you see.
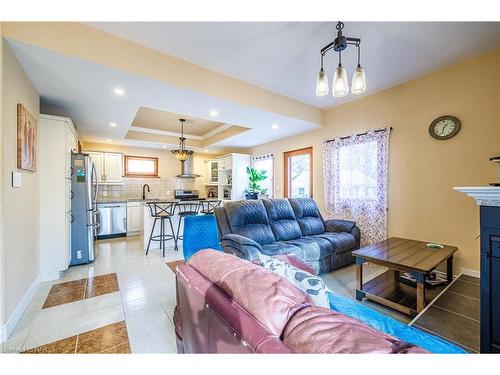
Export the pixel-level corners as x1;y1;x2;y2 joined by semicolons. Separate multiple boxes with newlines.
454;186;500;207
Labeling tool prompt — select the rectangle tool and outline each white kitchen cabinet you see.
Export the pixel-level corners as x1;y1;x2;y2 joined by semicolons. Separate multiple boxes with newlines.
86;151;123;184
217;153;251;201
104;153;123;183
39;114;79;280
65;178;72;213
87;151;104;183
65;123;78;178
206;160;219;184
127;202;143;234
65;212;72;268
218;155;232;171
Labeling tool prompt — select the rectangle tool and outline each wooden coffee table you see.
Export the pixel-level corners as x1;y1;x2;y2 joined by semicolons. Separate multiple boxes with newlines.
352;237;457;317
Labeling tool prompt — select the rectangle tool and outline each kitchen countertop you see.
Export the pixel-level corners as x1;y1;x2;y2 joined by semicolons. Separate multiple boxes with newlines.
96;198;160;204
96;198;221;204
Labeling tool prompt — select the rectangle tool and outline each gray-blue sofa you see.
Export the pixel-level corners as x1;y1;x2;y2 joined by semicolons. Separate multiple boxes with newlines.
214;198;360;275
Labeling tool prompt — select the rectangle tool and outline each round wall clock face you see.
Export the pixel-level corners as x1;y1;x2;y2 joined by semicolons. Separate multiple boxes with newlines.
429;115;461;140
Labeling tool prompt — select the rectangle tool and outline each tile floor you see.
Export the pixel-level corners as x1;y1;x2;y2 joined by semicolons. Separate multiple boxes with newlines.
1;234;408;354
1;235;183;354
412;274;480;352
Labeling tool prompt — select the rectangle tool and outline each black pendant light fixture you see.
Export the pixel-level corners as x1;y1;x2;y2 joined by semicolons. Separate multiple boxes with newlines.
171;118;193;161
315;22;366;98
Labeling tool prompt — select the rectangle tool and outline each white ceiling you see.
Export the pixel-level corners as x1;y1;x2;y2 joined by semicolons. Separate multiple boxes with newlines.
7;39;319;151
87;22;500;109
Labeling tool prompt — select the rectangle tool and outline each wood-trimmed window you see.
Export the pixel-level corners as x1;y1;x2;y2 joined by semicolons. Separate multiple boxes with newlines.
284;147;313;198
124;155;159;178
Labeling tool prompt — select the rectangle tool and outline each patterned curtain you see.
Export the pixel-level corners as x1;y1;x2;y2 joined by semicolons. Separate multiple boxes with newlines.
323;128;391;246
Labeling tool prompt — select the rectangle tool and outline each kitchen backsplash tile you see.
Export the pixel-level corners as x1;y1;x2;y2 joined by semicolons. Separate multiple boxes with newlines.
97;177;204;201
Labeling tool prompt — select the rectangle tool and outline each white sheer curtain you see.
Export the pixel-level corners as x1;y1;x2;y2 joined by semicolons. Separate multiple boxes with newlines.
323;128;391;246
252;154;274;198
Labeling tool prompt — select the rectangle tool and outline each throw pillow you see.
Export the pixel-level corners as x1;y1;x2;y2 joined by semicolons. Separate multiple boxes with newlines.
259;255;330;308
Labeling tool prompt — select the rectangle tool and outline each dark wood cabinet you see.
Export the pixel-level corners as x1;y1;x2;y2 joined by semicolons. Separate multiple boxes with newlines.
480;206;500;353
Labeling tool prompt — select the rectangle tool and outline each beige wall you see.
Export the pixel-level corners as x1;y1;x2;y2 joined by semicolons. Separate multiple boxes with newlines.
0;36;40;324
82;141;220;178
248;49;500;273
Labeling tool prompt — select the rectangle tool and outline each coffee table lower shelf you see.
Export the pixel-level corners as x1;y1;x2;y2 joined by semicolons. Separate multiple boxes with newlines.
356;270;446;318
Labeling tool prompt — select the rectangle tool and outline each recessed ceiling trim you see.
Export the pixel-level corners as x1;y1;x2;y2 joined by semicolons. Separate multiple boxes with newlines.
129;126;204;140
201;123;233;139
130;123;234;141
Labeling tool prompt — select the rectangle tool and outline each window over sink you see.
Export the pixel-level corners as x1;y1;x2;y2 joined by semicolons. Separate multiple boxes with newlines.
124;155;159;178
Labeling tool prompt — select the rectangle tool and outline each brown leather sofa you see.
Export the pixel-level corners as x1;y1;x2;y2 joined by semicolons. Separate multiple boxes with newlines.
173;250;427;354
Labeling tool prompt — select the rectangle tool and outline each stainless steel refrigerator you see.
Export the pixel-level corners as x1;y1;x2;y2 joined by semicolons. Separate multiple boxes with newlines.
70;153;99;265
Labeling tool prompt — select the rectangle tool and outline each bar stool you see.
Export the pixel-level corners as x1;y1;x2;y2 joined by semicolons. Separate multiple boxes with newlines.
174;201;202;251
145;201;177;257
200;200;222;214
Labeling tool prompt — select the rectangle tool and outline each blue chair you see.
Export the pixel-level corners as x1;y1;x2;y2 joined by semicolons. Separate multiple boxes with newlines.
182;214;222;261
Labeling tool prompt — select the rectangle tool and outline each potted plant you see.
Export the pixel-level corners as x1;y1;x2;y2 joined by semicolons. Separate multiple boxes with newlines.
258;188;269;200
244;167;268;200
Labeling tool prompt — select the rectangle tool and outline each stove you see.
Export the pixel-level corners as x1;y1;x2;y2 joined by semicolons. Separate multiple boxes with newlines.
174;189;200;201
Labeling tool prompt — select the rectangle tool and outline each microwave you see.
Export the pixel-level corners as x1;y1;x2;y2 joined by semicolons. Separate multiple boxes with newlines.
223;187;231;200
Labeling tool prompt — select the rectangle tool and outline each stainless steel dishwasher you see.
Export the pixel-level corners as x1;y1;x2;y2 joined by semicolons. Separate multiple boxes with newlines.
96;202;127;239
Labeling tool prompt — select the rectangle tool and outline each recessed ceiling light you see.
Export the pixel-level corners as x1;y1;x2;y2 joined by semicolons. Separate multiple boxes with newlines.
162;145;167;149
113;87;125;96
209;109;218;117
106;139;112;142
109;122;117;127
272;123;279;130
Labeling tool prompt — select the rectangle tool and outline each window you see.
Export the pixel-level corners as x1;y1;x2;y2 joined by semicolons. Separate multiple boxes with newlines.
124;155;158;177
323;127;391;246
284;147;313;198
338;141;378;200
252;154;274;198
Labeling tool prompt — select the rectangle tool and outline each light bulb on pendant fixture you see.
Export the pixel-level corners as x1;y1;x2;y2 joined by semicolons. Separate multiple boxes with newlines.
332;52;349;98
315;21;365;99
351;45;366;95
351;66;366;95
315;55;329;96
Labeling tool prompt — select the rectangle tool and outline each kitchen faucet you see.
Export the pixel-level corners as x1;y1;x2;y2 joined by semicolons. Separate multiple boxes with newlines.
142;184;150;200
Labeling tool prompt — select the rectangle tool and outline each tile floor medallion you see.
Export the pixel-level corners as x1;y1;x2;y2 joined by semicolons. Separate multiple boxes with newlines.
42;273;119;309
1;236;182;354
23;321;131;354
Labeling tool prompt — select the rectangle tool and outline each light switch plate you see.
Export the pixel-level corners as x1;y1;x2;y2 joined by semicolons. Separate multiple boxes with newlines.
12;172;22;188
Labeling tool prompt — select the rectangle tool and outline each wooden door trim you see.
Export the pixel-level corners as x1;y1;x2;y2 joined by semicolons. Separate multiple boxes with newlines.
283;146;313;198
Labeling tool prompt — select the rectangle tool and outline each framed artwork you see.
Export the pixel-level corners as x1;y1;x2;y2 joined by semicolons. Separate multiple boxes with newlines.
17;103;37;172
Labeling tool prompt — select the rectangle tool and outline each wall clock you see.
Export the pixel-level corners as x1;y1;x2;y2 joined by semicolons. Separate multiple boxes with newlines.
428;115;461;140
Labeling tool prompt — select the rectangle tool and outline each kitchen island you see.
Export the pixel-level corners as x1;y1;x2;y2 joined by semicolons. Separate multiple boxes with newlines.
142;199;222;251
96;197;223;252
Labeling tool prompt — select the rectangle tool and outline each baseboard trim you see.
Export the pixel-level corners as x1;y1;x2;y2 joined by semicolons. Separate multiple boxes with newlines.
0;274;41;344
42;271;61;282
461;268;480;278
